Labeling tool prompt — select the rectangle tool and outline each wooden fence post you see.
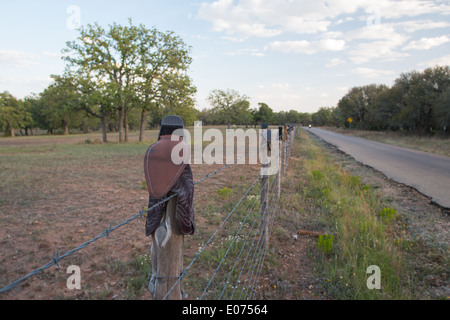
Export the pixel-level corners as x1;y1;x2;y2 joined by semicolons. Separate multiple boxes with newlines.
277;137;282;199
281;128;284;176
261;164;269;248
260;128;270;249
283;132;288;176
149;194;184;300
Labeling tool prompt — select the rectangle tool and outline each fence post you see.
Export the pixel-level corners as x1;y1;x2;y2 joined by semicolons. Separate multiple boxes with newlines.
288;127;295;157
283;128;288;176
150;194;184;300
259;127;269;249
281;131;285;179
277;136;282;199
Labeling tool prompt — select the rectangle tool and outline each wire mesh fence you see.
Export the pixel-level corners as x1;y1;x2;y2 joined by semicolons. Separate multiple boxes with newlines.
0;126;297;299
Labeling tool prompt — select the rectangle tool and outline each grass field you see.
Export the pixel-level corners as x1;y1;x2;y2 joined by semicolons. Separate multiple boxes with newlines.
0;128;263;299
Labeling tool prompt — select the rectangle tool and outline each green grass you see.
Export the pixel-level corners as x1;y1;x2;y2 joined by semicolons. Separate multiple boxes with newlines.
99;253;152;299
216;186;232;199
295;130;414;299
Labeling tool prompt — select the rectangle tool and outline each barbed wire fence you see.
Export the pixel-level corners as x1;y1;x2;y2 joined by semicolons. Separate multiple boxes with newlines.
0;125;297;299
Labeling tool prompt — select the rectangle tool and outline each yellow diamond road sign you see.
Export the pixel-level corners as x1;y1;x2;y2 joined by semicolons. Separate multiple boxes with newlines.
348;117;353;123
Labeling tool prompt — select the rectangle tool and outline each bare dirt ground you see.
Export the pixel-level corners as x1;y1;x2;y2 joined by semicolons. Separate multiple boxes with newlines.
0;130;264;300
1;129;448;300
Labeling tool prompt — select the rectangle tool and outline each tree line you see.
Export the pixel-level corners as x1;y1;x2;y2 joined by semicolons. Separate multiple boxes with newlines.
198;64;449;136
311;65;450;135
0;20;311;140
1;20;448;139
196;89;312;128
0;84;311;137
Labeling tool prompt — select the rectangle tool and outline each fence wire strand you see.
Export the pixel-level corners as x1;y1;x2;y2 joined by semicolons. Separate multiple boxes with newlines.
1;129;296;298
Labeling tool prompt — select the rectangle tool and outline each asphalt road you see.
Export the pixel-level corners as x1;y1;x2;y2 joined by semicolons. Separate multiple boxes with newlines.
305;127;450;209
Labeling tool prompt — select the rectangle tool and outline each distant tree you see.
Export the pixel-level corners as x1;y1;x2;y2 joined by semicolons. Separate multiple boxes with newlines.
196;107;223;125
63;20;195;142
21;96;37;135
32;75;84;135
156;72;197;128
286;110;300;124
434;87;450;134
64;68;116;142
312;107;336;127
0;91;31;137
334;65;449;134
298;112;312;126
207;89;250;129
336;84;389;129
233;99;253;127
273;111;287;125
395;66;450;134
254;103;274;125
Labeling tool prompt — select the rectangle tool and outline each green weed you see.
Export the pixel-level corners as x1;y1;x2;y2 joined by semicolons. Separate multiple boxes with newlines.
379;207;397;222
295;131;411;299
317;234;334;254
217;187;232;199
312;170;325;180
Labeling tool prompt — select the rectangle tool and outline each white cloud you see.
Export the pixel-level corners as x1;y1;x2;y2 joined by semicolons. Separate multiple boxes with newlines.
336;86;349;93
373;0;450;19
252;82;302;111
266;39;346;54
325;58;346;67
197;0;282;38
403;35;450;50
221;36;245;43
224;48;265;56
418;54;450;68
352;67;395;78
0;75;53;98
335;17;355;25
348;33;409;64
197;0;450;39
320;31;344;39
0;50;40;68
257;83;291;91
41;51;63;59
393;20;450;33
342;22;413;64
196;0;450;74
196;0;355;38
344;24;402;41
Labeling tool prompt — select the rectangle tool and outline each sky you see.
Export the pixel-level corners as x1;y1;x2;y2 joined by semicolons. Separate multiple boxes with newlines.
0;0;450;114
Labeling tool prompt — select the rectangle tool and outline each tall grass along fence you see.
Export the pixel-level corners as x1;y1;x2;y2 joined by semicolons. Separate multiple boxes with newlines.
0;125;297;300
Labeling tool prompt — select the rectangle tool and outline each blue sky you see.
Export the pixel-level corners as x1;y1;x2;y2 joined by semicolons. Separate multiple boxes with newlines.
1;0;449;113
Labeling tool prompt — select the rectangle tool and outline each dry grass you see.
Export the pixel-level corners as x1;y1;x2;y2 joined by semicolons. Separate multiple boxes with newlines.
0;127;262;300
2;127;446;300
